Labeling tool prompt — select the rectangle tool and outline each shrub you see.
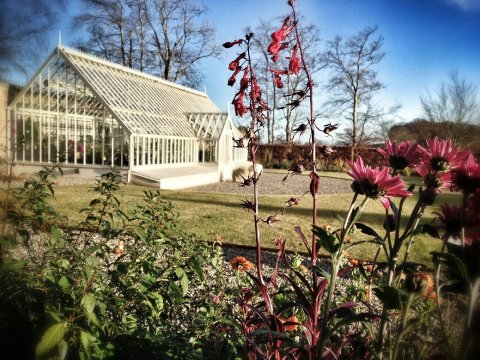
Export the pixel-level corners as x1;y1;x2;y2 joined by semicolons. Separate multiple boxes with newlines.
0;168;243;359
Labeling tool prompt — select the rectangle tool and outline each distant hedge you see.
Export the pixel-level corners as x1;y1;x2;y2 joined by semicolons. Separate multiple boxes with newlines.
255;144;385;171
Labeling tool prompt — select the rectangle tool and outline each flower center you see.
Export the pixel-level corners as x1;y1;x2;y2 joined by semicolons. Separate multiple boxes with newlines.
389;155;409;171
430;157;449;172
424;173;442;189
352;180;383;198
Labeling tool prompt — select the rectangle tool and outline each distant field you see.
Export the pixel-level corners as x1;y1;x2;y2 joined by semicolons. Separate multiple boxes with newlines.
50;173;457;267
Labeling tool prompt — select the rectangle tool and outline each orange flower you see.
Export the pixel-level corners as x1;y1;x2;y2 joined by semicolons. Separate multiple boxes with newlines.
230;256;254;271
114;241;124;256
298;264;308;274
349;259;359;267
422;273;436;299
281;315;299;331
361;262;373;272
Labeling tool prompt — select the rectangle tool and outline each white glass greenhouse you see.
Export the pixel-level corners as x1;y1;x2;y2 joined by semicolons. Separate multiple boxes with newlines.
7;45;248;188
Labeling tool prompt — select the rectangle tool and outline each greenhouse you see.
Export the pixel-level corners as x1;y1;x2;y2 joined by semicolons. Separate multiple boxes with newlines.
7;45;248;188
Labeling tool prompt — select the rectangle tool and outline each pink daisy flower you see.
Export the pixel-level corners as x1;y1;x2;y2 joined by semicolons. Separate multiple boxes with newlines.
346;156;411;208
450;154;480;195
434;203;480;246
417;137;469;172
416;162;452;192
377;139;420;172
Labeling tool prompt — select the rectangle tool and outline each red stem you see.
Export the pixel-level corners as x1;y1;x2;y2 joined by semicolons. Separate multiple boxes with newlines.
291;1;319;350
245;38;265;287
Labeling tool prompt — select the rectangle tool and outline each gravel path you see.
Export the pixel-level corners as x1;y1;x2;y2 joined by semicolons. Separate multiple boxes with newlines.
184;172;353;195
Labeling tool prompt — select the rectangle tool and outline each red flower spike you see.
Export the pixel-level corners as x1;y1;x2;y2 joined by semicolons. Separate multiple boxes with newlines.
228;52;246;71
270;68;289;76
274;73;284;88
288;45;301;75
250;76;262;101
223;39;243;48
228;66;242;87
239;67;250;92
232;91;248;117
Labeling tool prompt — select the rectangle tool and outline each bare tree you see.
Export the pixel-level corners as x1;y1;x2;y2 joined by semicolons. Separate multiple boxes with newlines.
144;0;220;88
420;71;480;146
0;0;64;79
322;26;386;160
74;0;220;88
74;0;145;69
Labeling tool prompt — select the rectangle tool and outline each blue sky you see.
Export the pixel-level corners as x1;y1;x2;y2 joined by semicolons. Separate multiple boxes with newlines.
20;0;480;124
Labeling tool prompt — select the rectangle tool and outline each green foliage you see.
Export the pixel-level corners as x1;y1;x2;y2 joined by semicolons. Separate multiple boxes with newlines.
0;167;243;359
7;165;63;232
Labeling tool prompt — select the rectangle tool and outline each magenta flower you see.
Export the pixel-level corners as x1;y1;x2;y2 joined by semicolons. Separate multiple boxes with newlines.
450;154;480;194
416;162;452;192
377;139;419;172
434;203;479;246
467;191;480;221
346;156;411;208
417;137;469;172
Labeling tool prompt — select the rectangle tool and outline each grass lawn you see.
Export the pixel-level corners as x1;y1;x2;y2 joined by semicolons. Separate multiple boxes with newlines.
51;176;458;267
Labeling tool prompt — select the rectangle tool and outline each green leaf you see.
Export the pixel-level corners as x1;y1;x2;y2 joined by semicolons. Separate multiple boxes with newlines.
175;268;189;296
58;276;71;289
35;322;68;358
81;294;96;314
312;225;339;254
431;251;469;284
355;223;381;238
80;331;91;356
89;199;101;207
332;212;345;224
191;257;205;281
415;224;440;239
373;286;408;310
58;339;68;360
86;312;100;326
313;265;331;281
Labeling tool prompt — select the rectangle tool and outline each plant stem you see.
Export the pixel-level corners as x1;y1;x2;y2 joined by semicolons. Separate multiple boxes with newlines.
434;257;455;360
245;37;264;287
318;196;368;355
402;205;424;264
392;292;414;360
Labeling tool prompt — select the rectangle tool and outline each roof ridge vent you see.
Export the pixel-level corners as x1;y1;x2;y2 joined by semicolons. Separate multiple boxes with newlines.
60;46;208;97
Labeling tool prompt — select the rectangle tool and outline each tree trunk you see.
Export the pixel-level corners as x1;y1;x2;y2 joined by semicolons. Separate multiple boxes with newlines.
351;95;358;161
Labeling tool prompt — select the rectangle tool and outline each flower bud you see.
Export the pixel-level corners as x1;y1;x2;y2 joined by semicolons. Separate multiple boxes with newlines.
383;214;397;232
405;272;429;293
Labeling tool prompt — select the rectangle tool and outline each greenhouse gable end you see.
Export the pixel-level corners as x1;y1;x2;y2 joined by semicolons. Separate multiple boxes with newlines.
7;46;247;188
